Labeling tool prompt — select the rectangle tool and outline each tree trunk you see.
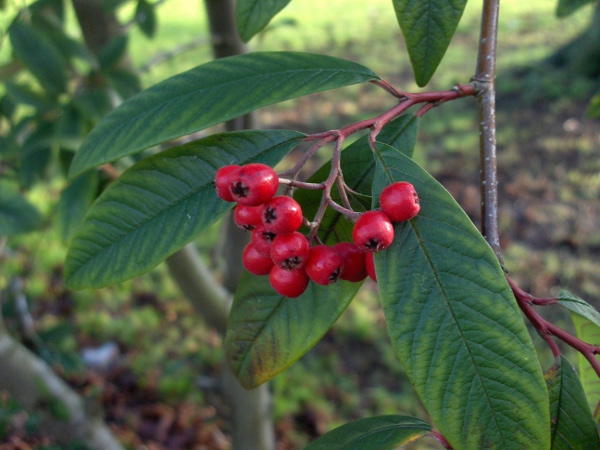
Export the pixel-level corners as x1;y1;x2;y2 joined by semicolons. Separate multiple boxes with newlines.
548;1;600;78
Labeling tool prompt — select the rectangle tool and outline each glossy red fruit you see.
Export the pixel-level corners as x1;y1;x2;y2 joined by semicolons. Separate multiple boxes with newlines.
333;242;367;282
233;204;264;231
269;266;309;298
228;163;279;206
251;225;277;257
242;243;274;276
214;164;240;202
352;210;394;252
380;181;420;222
262;196;303;235
271;232;310;271
305;245;343;285
365;251;377;282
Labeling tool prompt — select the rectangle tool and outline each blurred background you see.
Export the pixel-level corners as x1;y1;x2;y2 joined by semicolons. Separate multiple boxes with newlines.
1;0;599;448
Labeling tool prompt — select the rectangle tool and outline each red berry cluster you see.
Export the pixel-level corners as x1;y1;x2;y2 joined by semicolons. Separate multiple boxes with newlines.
215;163;420;298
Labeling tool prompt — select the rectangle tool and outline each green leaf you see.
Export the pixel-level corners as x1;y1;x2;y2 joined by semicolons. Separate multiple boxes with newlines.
56;171;99;244
65;129;304;289
558;289;600;328
570;313;600;420
556;0;595;17
97;35;128;72
8;21;68;94
304;415;431;450
372;144;551;449
135;0;157;38
546;356;600;449
294;114;419;244
392;0;467;86
588;92;600;118
0;181;44;236
5;82;55;112
68;52;379;178
236;0;293;42
106;69;142;100
225;271;360;388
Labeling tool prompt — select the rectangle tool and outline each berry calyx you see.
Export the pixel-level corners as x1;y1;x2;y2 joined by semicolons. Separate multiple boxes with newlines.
251;225;276;257
262;196;303;235
305;245;343;286
228;163;279;206
365;252;377;282
271;232;310;271
333;242;367;282
242;243;274;276
352;210;394;252
233;204;264;231
214;164;240;202
269;266;310;298
379;181;420;222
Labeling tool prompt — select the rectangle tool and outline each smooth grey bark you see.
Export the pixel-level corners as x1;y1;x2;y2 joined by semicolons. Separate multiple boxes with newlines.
0;313;124;449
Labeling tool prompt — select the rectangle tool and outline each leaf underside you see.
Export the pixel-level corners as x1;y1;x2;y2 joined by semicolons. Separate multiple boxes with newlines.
570;313;600;420
372;144;550;449
236;0;293;42
303;414;431;450
69;52;379;178
65;130;304;289
392;0;468;86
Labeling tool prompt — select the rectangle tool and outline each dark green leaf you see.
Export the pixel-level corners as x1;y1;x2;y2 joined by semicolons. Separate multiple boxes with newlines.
0;181;44;236
8;21;68;94
556;0;595;17
106;69;142;100
558;290;600;328
68;52;379;178
97;35;128;72
135;0;157;38
65;130;304;289
56;171;99;244
225;271;360;388
304;415;431;450
372;144;550;449
546;356;600;449
294;114;419;244
392;0;467;86
570;313;600;420
236;0;292;42
19;121;55;187
72;88;114;123
5;82;55;112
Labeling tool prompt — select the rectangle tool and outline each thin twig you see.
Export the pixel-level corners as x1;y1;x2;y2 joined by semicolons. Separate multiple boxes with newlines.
473;0;503;265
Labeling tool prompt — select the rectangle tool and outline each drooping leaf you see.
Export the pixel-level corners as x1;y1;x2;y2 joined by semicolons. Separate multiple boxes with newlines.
135;0;157;38
558;289;600;328
294;114;419;244
97;35;128;72
391;0;468;86
372;144;550;449
225;271;360;388
304;415;431;450
570;313;600;420
68;52;379;178
65;130;304;289
8;21;68;94
556;0;595;17
546;356;600;448
106;69;142;100
236;0;293;42
56;171;99;244
0;181;44;236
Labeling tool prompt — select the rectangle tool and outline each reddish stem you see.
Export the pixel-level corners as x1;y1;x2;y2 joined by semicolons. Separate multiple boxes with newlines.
429;430;453;449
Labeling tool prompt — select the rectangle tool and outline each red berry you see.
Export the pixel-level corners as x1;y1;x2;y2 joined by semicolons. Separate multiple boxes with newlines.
271;232;310;271
228;163;279;206
242;243;274;276
262;196;303;235
380;181;420;222
365;252;377;282
251;225;276;257
233;204;264;231
352;210;394;252
269;266;309;298
305;245;343;286
333;242;367;282
214;164;240;202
